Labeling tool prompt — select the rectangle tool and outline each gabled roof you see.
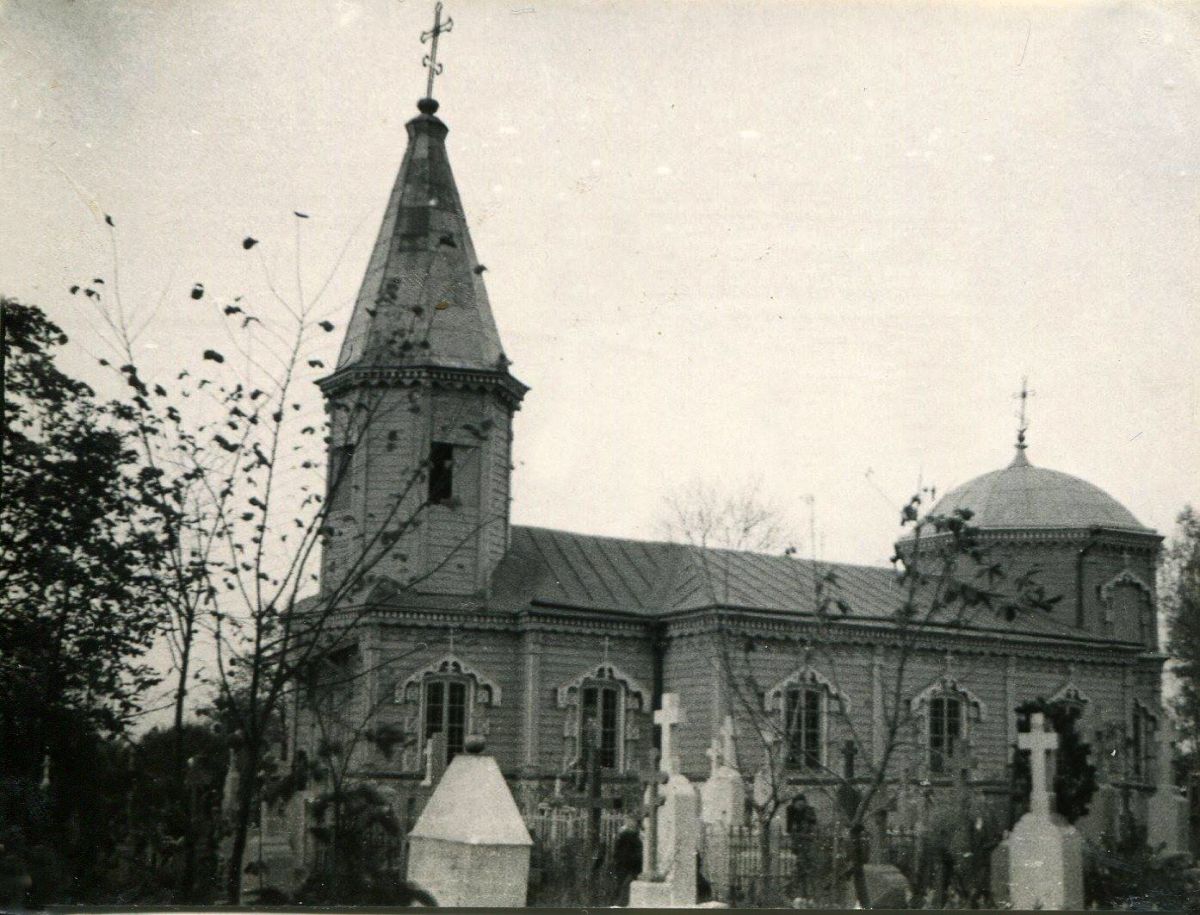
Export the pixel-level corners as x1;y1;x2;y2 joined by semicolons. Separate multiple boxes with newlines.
490;525;1109;643
337;101;507;374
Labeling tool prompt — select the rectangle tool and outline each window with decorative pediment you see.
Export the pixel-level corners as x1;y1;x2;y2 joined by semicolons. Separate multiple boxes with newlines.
765;668;847;772
1099;569;1154;645
395;656;500;769
911;676;984;777
1049;681;1090;716
557;664;648;773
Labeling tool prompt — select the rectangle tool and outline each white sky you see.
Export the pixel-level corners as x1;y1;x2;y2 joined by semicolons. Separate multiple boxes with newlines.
3;0;1199;569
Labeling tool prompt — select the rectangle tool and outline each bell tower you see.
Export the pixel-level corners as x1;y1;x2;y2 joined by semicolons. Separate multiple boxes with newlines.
318;14;526;597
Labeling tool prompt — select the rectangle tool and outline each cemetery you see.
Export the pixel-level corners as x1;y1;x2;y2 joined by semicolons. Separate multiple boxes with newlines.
4;2;1199;911
238;689;1199;908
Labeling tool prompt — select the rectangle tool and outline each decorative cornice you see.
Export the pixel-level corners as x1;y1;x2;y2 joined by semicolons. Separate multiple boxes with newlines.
318;363;528;410
662;606;1149;662
903;527;1162;549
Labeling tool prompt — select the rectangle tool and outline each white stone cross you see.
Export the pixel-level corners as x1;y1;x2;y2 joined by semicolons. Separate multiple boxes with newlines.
655;692;685;775
420;738;437;787
720;714;739;771
705;737;722;777
1018;712;1059;816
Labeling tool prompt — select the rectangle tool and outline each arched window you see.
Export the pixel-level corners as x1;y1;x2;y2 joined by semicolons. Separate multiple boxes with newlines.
765;668;848;772
422;675;470;762
397;656;501;769
911;675;985;777
580;679;622;769
557;663;649;773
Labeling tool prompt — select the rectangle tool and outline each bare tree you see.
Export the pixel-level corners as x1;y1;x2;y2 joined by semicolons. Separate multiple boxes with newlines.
664;482;1056;907
79;217;508;902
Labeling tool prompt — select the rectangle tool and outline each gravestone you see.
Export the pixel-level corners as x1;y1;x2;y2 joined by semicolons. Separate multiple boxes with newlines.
406;735;532;907
1147;723;1190;855
699;717;745;903
846;863;911;909
700;719;746;828
629;693;700;908
992;713;1083;910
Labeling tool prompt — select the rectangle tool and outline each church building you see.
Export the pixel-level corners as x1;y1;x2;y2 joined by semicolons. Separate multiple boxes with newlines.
284;69;1166;865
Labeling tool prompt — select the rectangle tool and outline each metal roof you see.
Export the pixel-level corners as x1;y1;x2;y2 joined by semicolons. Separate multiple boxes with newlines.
494;526;1085;641
930;448;1149;532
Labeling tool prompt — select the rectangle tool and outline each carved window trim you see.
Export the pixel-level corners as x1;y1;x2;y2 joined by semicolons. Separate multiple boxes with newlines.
393;655;501;771
1049;681;1090;712
556;663;648;774
397;654;502;706
910;676;985;776
764;667;848;772
1099;569;1153;626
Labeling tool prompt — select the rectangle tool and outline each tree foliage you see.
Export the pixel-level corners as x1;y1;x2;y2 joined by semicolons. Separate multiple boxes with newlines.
1164;505;1200;752
1012;699;1098;824
0;298;168;770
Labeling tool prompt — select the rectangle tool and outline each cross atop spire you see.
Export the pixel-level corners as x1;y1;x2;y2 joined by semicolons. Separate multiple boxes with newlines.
418;2;454;114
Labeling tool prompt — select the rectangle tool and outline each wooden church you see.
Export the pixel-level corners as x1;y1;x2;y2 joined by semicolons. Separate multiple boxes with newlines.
278;50;1167;872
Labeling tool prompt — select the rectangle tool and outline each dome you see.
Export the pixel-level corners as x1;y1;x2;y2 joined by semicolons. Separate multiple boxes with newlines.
929;449;1149;532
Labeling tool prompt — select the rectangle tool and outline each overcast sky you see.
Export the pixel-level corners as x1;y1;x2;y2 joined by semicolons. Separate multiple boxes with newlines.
4;0;1198;568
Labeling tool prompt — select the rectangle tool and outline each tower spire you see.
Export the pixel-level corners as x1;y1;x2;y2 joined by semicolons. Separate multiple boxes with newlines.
1011;377;1035;467
419;2;453;114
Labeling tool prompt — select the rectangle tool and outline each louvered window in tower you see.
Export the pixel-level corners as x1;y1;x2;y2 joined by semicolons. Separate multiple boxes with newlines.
327;442;355;512
428;441;454;504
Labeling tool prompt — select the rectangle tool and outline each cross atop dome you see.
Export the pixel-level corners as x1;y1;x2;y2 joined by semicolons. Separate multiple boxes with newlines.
1011;377;1036;467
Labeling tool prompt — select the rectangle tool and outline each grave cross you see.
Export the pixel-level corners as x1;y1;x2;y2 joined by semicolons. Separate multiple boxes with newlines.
1018;712;1058;816
655;693;685;775
638;749;669;879
705;736;722;777
719;714;738;771
420;732;447;787
563;745;621;852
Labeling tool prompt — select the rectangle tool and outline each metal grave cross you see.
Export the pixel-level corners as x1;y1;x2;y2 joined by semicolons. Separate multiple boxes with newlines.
654;693;685;775
1018;712;1058;816
420;2;454;101
563;744;622;853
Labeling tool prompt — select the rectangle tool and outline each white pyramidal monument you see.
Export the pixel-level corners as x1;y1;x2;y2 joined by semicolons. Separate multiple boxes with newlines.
406;735;532;907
